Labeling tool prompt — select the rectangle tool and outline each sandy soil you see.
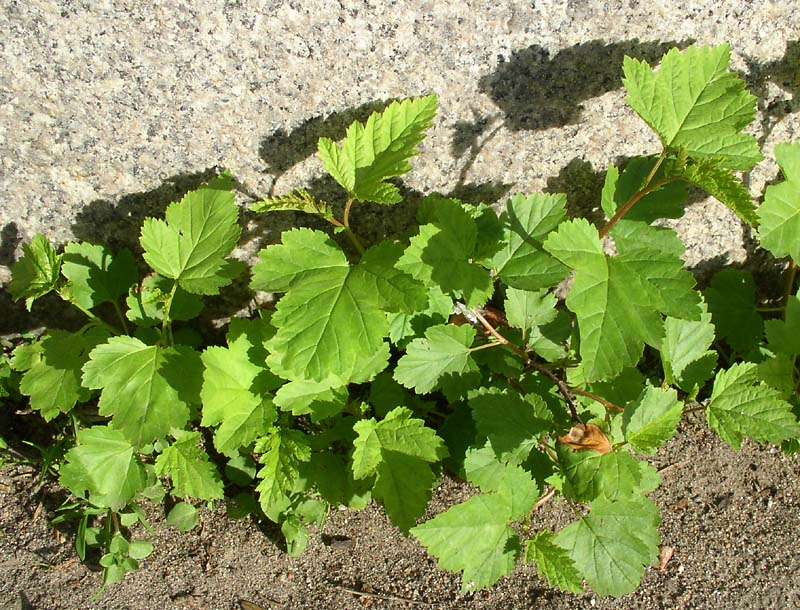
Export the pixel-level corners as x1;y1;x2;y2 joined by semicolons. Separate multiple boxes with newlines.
1;409;799;610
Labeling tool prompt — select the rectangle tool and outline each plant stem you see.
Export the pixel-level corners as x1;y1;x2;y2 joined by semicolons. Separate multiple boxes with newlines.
60;292;121;335
470;307;581;422
599;150;670;239
161;282;179;346
112;300;130;335
569;387;624;412
328;198;365;255
782;260;797;312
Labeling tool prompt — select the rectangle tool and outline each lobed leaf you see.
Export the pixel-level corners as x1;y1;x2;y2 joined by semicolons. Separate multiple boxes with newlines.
352;407;447;532
201;319;279;455
543;219;663;381
394;324;477;394
555;497;660;596
706;362;800;450
490;193;569;291
155;430;224;501
525;531;584;594
60;426;146;511
61;242;137;309
83;337;203;449
623;385;684;453
396;195;493;308
255;427;312;521
758;142;800;261
411;493;520;591
140;174;243;295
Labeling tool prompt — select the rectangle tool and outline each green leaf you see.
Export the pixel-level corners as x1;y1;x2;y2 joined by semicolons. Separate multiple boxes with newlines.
623;385;684;453
462;446;539;520
318;95;437;204
469;387;551;464
765;295;800;355
394;324;477;394
411;493;519;591
250;227;347;293
19;328;107;421
356;241;428;313
258;230;392;385
126;274;203;326
661;310;717;393
273;379;347;422
543;219;663;381
706;362;800;450
255;428;311;521
555;497;660;596
166;502;198;531
9;234;62;310
386;284;453;347
623;44;761;170
705;269;762;354
140;174;243;294
490;193;569;291
61;243;137;309
59;426;146;511
396;195;493;308
557;445;660;502
83;336;203;449
127;540;154;560
352;406;447;532
201;319;279;455
154;430;224;501
504;287;558;346
525;531;584;594
758;142;800;261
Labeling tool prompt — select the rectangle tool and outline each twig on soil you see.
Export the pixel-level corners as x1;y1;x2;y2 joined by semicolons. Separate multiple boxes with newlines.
329;583;436;606
657;461;688;475
531;487;557;513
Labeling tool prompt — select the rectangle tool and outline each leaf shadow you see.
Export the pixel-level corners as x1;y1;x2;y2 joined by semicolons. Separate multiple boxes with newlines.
743;39;800;147
452;39;692;195
258;99;393;191
477;38;692;133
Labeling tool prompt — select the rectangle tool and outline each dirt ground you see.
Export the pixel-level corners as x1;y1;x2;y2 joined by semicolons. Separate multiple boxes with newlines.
1;408;799;610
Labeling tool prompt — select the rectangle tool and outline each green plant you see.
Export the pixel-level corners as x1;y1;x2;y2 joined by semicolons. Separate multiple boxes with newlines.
5;43;800;596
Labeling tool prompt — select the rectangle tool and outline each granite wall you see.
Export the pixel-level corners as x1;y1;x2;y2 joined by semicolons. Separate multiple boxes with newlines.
1;0;799;330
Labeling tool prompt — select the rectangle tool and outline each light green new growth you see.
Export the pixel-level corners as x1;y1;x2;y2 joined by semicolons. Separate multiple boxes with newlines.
623;44;761;170
9;234;62;310
318;95;437;204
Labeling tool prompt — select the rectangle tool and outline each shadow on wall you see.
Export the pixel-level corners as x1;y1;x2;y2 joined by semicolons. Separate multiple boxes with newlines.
744;39;800;147
476;38;692;133
258;99;393;192
452;39;692;190
71;168;223;255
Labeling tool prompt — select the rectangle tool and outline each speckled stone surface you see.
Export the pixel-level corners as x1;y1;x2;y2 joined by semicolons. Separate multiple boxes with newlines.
1;0;799;302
